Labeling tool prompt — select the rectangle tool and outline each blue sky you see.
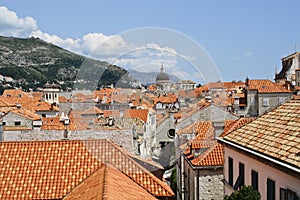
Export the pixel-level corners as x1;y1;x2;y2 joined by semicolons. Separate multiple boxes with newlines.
1;0;300;83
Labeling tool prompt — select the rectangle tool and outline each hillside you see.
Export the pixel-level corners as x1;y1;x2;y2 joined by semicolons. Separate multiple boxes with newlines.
0;35;137;91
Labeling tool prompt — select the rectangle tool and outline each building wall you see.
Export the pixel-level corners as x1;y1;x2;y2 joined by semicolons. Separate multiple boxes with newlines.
224;146;300;199
2;112;32;128
246;91;292;117
257;93;291;116
176;105;238;132
3;129;134;153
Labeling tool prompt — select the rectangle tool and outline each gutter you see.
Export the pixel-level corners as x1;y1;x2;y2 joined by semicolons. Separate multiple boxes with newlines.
217;137;300;174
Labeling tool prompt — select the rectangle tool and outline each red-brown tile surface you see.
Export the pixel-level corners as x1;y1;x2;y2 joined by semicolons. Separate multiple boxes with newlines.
191;142;224;166
248;79;291;93
63;164;157;200
224;99;300;168
124;109;148;122
0;139;173;199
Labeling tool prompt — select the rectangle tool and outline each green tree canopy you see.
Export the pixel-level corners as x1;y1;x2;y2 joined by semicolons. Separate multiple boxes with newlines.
224;185;261;200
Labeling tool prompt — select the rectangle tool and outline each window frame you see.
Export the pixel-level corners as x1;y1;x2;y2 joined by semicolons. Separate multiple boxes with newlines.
251;170;259;191
267;178;275;200
228;157;233;186
14;121;21;126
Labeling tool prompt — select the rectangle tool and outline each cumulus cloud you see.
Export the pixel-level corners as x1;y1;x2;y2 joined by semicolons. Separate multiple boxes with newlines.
0;6;38;37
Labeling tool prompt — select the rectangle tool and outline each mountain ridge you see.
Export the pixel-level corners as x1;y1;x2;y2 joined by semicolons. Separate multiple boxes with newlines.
0;35;137;91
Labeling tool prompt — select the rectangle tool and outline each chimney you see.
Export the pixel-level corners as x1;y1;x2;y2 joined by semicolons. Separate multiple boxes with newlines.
284;81;291;90
245;76;249;87
213;121;225;138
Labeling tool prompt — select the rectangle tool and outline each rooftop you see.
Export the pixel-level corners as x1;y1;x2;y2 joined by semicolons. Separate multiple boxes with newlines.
0;139;174;199
223;99;300;169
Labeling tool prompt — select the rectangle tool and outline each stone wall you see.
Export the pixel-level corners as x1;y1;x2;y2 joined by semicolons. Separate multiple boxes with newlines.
2;112;32;128
182;157;224;200
3;129;134;153
176;104;238;131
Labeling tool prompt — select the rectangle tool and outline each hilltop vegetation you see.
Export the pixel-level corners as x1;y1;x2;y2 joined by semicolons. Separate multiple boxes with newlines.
0;35;137;92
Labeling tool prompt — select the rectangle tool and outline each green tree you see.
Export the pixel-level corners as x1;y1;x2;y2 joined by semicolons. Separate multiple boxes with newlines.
224;185;261;200
170;168;177;199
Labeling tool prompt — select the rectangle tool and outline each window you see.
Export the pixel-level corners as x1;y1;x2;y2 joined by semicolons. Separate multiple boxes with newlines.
251;170;258;191
267;178;275;200
2;122;6;126
280;188;298;200
287;189;298;200
280;188;287;200
234;162;245;190
228;157;233;186
239;162;245;186
278;97;286;104
15;121;21;126
262;98;269;107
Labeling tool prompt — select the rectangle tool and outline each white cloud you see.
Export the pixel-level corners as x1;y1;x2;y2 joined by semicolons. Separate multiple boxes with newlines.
0;6;38;37
244;52;252;56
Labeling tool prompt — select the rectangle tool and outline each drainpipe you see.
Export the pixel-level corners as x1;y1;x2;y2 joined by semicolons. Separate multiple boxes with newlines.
197;170;199;200
181;155;185;200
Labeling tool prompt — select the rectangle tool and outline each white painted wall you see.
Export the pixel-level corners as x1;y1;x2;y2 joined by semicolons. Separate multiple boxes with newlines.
224;146;300;199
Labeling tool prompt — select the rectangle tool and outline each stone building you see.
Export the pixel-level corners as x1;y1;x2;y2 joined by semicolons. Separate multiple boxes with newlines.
176;118;253;200
244;78;292;117
2;108;42;130
156;65;171;92
275;51;300;86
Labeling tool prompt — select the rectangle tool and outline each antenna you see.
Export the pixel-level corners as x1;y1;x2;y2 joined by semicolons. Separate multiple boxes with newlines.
295;43;298;52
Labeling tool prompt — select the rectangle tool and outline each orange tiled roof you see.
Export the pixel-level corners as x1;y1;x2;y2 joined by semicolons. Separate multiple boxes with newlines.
224;99;300;168
22;101;59;112
41;116;77;130
177;90;197;98
221;117;255;137
191;142;224;166
177;121;214;141
63;164;157;200
2;89;29;98
10;108;41;121
154;93;178;104
0;139;174;199
124;109;148;122
248;79;291;93
0;97;15;107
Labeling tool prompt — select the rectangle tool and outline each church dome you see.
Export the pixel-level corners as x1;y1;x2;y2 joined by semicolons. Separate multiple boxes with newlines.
156;66;169;82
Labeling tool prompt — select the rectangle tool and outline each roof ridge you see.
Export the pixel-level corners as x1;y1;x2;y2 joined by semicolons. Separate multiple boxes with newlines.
102;164;108;200
106;140;174;196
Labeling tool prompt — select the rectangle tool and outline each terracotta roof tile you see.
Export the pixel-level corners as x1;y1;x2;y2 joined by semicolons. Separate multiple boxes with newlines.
191;142;224;166
248;79;291;93
0;97;15;107
63;164;157;200
10;108;41;121
0;139;174;199
154;93;178;104
224;99;300;168
177;121;214;141
124;109;149;122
